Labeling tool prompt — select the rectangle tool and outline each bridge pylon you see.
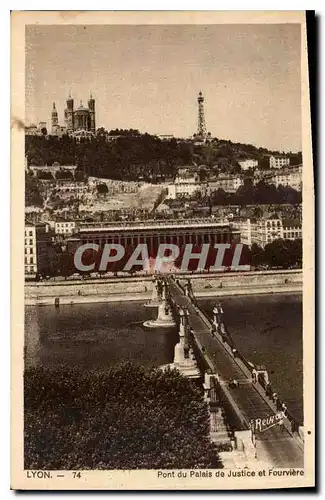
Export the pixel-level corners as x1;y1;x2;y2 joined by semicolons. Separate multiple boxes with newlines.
143;278;176;328
161;304;200;378
144;277;162;308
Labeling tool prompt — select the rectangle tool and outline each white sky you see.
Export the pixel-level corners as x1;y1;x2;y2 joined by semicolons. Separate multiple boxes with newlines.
26;23;302;152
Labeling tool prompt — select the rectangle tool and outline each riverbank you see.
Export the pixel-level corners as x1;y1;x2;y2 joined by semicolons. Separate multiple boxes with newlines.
25;270;302;306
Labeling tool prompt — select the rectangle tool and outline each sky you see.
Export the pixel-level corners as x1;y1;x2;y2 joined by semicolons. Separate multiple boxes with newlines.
26;24;302;152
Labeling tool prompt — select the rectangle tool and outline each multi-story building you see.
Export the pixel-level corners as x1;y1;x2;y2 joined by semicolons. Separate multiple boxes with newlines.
269;155;290;169
208;175;243;194
175;169;199;184
28;163;78;178
251;216;283;247
232;218;252;246
233;215;302;248
25;122;48;136
25;222;55;278
167;169;201;199
238;159;258;171
167;182;201;199
269;165;302;191
67;219;241;273
54;220;77;236
282;219;303;240
167;173;244;199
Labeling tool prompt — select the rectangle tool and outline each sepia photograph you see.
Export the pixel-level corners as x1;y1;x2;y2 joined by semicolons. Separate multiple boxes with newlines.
11;10;314;490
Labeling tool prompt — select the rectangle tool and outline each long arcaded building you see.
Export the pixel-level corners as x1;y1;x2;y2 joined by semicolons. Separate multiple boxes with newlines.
70;219;240;251
66;219;242;273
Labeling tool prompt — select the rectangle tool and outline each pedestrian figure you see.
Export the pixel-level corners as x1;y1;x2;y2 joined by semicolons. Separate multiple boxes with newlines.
266;382;272;398
272;392;278;404
251;368;257;383
281;402;288;417
232;348;238;358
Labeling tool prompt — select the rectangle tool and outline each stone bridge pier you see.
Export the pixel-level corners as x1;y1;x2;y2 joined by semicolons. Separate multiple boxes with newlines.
160;304;200;379
143;279;176;328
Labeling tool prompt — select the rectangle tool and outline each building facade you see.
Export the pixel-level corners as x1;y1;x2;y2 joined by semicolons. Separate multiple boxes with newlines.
25;223;55;278
25;122;48;136
209;175;243;194
167;182;201;199
67;219;241;273
64;93;96;134
28;163;78;178
269;155;290;169
238;159;258;171
282;219;303;240
54;220;77;236
233;216;302;248
269;165;302;191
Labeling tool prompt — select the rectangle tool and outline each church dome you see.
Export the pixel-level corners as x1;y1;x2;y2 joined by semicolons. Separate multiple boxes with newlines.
75;100;89;113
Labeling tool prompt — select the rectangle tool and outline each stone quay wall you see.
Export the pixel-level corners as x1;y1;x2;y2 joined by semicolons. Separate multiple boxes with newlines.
25;270;302;305
185;269;302;297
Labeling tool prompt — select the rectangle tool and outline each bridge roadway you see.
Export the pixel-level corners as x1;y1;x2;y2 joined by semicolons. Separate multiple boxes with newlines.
168;279;304;468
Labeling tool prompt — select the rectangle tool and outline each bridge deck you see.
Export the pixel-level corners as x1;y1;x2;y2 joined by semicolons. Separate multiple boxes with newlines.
168;279;304;468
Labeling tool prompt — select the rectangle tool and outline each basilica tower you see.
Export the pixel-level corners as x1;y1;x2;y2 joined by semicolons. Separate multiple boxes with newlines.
88;93;96;133
51;102;58;134
64;92;74;133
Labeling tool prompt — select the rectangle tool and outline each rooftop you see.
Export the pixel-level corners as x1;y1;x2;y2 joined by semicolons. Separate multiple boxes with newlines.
77;218;233;233
282;218;301;228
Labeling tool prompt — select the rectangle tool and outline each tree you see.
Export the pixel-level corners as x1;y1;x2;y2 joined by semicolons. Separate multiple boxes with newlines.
24;363;222;470
250;243;265;267
74;170;86;182
55;170;73;180
37;170;53;180
263;239;302;269
258;157;270;170
97;183;108;194
198;167;208;182
211;188;230;205
25;174;43;207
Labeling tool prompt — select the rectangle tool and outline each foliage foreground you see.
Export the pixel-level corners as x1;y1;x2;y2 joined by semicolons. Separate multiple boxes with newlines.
24;363;222;470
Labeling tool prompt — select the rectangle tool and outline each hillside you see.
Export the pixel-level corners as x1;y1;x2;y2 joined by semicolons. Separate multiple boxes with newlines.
25;132;302;182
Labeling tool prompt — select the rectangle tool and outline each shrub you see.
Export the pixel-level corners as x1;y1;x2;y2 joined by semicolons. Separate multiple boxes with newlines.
24;363;222;470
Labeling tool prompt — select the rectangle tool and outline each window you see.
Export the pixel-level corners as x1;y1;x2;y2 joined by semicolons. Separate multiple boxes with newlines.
25;248;27;254
29;239;33;245
29;231;33;236
30;248;33;254
30;257;34;264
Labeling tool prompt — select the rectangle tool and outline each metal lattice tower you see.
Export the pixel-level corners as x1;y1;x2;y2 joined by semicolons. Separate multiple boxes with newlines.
197;91;207;137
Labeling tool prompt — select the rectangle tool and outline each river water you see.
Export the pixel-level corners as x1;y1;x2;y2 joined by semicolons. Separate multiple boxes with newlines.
25;292;303;423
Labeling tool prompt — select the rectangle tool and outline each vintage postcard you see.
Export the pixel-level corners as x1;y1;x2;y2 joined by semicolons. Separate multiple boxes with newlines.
11;11;315;490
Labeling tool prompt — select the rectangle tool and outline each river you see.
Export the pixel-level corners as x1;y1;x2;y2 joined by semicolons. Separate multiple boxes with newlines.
25;292;303;423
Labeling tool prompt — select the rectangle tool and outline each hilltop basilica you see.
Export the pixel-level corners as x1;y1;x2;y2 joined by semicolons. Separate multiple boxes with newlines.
51;93;96;138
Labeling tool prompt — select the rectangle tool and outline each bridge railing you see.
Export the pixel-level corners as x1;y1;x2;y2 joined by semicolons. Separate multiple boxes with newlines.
173;278;303;433
218;326;302;431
